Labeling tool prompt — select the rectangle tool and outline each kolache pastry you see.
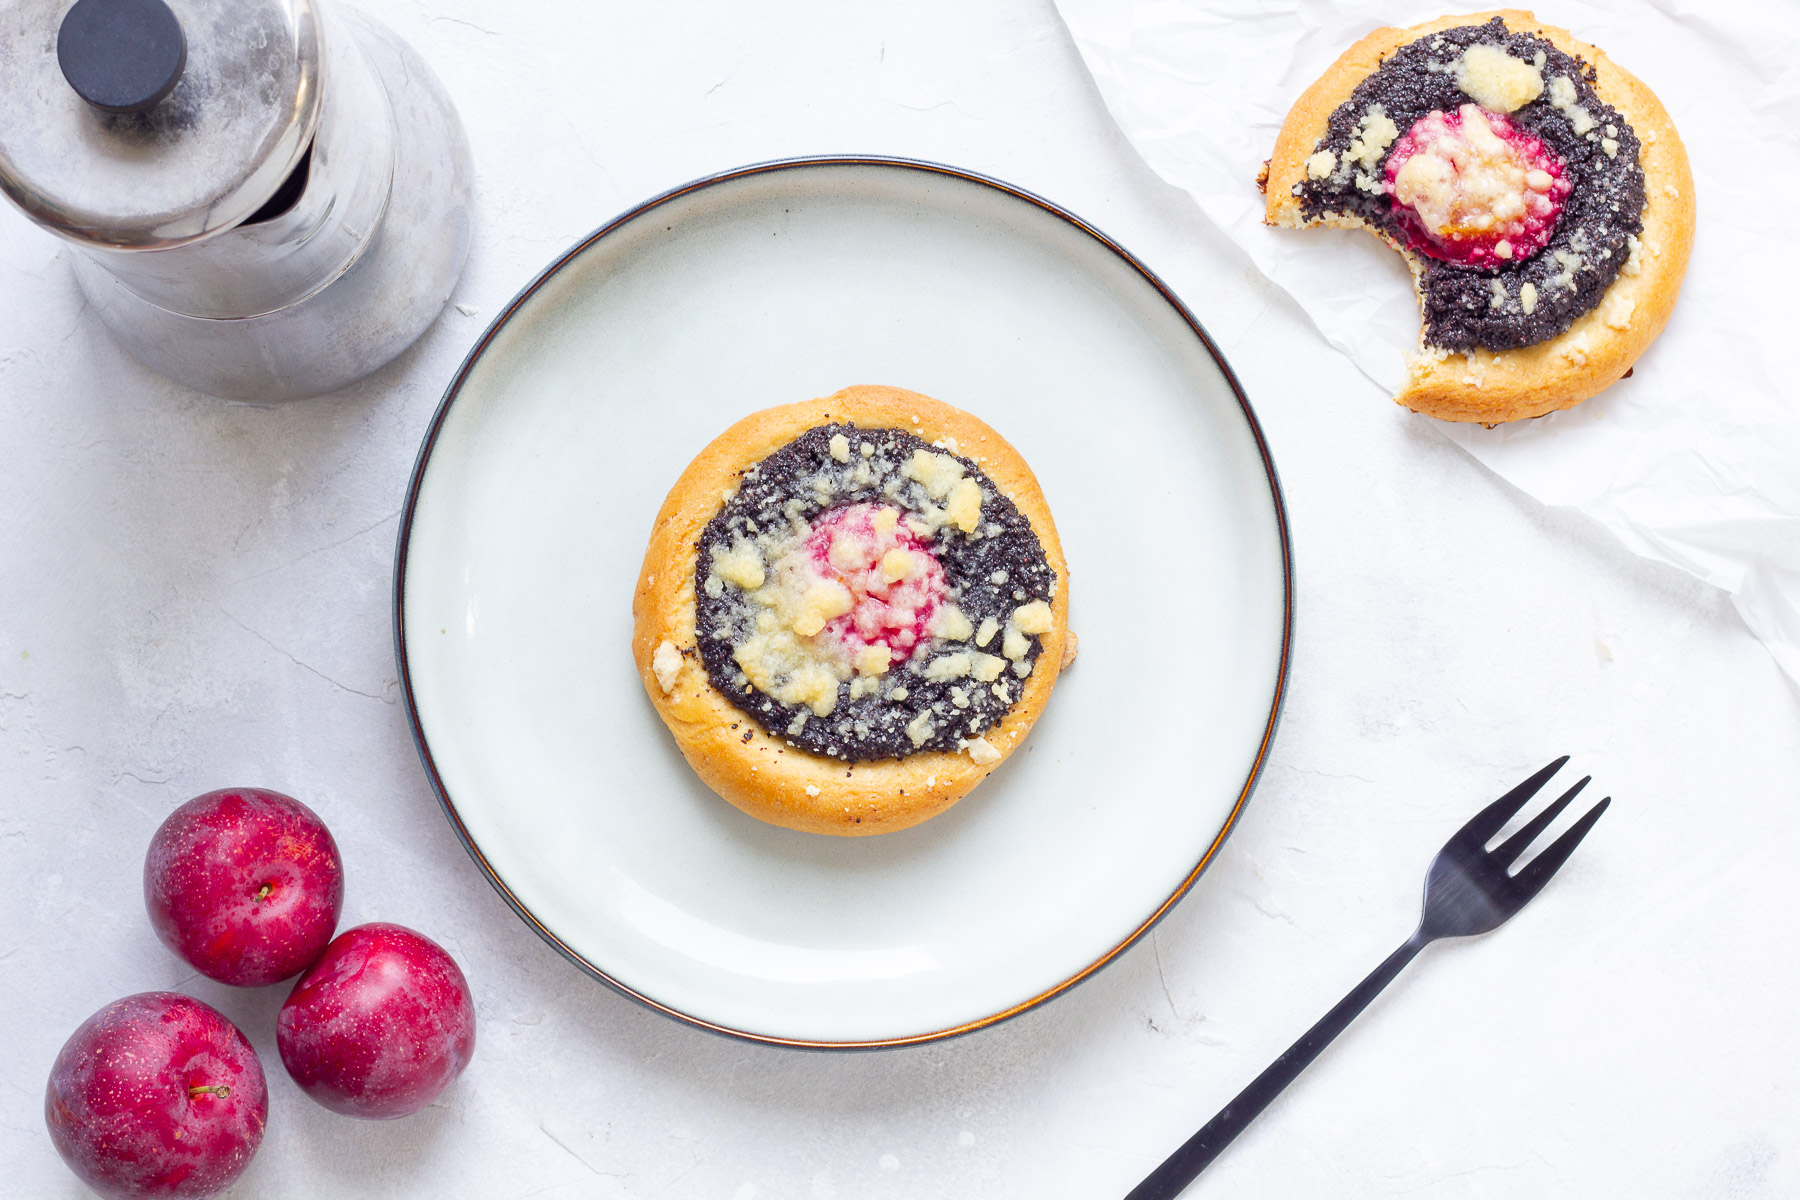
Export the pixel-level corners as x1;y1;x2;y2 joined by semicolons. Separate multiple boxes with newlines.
632;386;1074;837
1262;11;1695;423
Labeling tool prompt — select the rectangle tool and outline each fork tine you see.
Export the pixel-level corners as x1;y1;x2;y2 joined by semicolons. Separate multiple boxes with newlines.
1492;776;1590;867
1452;756;1569;850
1512;797;1611;897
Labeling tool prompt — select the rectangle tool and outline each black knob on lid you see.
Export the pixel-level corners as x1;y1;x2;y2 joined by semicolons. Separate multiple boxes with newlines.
57;0;187;115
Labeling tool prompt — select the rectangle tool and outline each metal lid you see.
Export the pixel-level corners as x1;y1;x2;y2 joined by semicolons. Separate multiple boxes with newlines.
0;0;322;250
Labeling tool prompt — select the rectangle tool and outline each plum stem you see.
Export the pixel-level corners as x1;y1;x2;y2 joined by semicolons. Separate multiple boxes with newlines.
189;1084;232;1100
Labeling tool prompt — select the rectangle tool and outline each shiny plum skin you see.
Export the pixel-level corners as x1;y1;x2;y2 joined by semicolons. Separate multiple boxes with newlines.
277;923;476;1119
45;992;268;1199
144;787;344;987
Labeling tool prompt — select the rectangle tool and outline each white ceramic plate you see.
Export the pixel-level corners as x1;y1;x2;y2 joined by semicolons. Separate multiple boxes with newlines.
397;159;1291;1047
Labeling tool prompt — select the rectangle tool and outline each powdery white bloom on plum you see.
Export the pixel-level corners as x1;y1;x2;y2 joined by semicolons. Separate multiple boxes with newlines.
45;992;268;1199
277;922;476;1119
144;787;345;987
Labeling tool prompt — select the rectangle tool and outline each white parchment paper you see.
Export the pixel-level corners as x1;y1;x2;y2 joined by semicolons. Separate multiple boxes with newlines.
1054;0;1800;682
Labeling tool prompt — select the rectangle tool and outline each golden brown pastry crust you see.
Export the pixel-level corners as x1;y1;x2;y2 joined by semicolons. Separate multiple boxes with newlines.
1264;10;1695;423
631;385;1073;837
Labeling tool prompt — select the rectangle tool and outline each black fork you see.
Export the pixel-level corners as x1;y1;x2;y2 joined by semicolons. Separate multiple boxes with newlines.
1126;757;1611;1199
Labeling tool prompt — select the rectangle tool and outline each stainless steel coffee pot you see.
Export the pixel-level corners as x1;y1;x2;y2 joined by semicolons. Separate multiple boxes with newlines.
0;0;473;400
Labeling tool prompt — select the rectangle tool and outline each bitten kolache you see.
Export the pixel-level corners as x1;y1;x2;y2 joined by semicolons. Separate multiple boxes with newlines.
1262;11;1694;422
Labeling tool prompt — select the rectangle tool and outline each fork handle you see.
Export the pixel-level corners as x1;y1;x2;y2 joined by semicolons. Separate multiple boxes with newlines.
1124;931;1430;1200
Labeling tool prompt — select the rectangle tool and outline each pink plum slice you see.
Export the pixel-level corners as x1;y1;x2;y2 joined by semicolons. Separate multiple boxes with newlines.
803;502;946;660
144;787;345;988
45;992;268;1200
276;922;476;1120
1384;103;1572;268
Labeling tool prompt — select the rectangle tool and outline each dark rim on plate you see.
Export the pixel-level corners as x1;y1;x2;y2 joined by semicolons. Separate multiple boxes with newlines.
393;155;1295;1050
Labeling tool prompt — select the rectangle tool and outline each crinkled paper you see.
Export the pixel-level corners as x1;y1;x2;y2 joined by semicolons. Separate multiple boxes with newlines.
1054;0;1800;682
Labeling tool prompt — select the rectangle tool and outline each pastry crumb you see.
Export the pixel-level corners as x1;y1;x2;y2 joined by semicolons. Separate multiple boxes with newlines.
1452;43;1544;113
960;736;1001;765
653;640;682;693
1060;630;1079;669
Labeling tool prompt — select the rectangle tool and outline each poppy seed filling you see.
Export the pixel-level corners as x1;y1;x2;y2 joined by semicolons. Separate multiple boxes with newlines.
1294;18;1646;352
694;424;1057;762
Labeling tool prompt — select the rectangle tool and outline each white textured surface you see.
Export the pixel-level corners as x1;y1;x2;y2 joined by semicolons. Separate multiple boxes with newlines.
2;1;1796;1197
